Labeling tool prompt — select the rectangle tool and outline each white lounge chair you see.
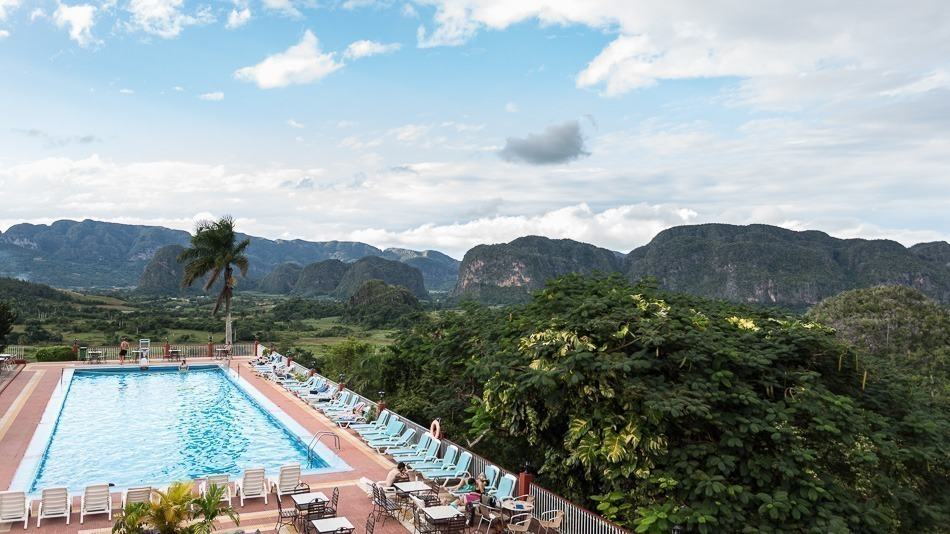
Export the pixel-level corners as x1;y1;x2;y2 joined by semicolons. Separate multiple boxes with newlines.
236;468;268;506
80;483;112;524
0;491;30;530
121;486;152;508
268;464;301;501
200;474;233;506
36;487;71;527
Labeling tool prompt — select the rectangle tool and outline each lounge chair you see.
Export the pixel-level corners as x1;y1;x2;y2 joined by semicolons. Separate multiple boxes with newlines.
122;486;152;508
355;412;397;437
320;394;358;414
393;437;441;463
349;410;392;432
199;474;233;506
334;406;371;428
326;400;366;418
360;419;404;442
0;491;30;530
268;464;301;501
409;444;458;471
484;464;501;492
491;474;518;502
367;428;416;452
80;483;112;523
236;468;268;506
311;391;351;410
424;451;472;485
386;431;431;457
36;487;71;526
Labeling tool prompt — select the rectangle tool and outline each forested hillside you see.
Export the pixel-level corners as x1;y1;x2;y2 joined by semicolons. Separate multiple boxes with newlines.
302;274;949;533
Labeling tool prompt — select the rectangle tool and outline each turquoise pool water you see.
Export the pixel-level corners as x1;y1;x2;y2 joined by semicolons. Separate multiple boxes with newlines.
28;366;331;492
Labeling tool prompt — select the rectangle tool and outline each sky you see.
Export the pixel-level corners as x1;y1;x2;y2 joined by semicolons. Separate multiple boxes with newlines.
0;0;948;258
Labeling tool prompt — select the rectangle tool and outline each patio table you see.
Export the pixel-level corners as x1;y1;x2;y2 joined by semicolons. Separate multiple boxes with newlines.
310;516;354;534
290;491;328;510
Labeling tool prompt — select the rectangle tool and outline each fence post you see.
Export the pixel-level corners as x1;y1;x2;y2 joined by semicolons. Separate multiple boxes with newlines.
518;465;534;498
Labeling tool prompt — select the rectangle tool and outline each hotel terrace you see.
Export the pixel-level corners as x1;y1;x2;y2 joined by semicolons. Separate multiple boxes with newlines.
0;341;627;534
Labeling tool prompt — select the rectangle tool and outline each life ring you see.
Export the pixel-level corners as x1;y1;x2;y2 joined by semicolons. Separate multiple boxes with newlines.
430;419;441;439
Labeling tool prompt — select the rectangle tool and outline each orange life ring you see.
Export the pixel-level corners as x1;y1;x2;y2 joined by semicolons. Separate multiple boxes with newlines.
430;419;441;439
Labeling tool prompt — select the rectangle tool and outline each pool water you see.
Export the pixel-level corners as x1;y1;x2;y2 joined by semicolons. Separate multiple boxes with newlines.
29;366;330;492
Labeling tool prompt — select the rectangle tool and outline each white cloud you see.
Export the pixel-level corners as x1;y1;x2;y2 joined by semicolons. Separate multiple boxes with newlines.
505;101;518;113
54;3;98;47
0;0;19;21
198;91;224;101
29;7;45;21
0;29;8;38
225;4;250;29
336;120;358;128
411;0;950;106
234;30;344;89
390;123;431;142
343;39;401;59
261;0;299;17
348;203;699;255
172;85;184;91
119;88;134;94
882;70;950;97
286;118;304;128
401;3;418;18
126;0;214;38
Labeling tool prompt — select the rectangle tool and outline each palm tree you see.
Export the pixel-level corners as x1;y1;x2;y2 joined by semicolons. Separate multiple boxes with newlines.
178;216;250;344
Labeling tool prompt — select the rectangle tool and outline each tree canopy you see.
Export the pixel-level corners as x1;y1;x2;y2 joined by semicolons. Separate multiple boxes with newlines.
319;274;949;533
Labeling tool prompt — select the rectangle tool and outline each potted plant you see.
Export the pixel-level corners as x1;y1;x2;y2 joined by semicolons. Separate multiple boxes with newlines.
112;482;239;534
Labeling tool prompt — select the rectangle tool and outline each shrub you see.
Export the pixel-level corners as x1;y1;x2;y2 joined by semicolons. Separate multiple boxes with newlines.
34;346;76;362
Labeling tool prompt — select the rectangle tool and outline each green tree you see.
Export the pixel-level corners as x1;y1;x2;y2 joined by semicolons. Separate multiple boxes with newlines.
0;302;15;352
177;216;250;343
112;482;238;534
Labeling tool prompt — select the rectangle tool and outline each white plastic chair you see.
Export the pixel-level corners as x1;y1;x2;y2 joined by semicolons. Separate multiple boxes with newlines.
36;487;71;527
236;468;268;506
121;486;152;508
80;483;112;524
269;463;301;501
0;491;30;530
200;474;232;506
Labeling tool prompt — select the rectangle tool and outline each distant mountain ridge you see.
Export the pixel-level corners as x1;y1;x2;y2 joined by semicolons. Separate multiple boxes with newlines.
3;219;948;308
0;219;455;291
625;224;950;308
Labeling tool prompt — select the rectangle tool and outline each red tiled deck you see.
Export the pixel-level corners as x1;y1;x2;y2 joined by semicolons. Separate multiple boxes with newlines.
0;358;410;533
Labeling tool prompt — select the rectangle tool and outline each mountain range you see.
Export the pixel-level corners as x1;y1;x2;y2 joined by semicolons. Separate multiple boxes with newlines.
2;219;948;309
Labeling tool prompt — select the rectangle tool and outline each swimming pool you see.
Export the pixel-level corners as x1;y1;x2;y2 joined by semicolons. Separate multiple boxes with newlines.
13;365;348;493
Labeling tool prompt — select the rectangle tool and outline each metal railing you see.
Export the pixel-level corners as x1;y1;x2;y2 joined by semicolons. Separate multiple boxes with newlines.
282;361;630;534
5;343;255;360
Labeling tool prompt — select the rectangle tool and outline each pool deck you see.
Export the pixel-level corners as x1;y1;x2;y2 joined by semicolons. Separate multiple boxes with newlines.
0;358;410;534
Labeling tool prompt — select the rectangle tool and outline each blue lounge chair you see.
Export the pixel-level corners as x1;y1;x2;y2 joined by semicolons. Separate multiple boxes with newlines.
491;474;517;502
350;410;391;433
386;432;431;456
368;428;416;452
410;445;458;471
360;418;404;441
423;451;472;484
393;437;440;463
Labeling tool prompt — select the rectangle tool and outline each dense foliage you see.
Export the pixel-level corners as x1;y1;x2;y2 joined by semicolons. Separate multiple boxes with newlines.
807;285;950;402
0;301;15;352
343;280;423;328
34;345;76;362
318;274;949;533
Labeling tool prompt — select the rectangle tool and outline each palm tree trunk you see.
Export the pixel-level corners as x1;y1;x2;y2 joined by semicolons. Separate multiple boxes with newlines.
225;312;233;345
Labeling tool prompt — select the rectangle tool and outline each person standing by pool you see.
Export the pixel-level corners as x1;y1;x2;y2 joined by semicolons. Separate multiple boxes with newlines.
119;338;130;364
